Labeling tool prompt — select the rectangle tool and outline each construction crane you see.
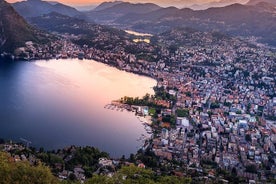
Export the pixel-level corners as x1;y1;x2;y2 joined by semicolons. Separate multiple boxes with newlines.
20;138;32;148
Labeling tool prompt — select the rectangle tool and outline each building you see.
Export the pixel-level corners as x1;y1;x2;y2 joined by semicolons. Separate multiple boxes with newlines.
177;117;190;127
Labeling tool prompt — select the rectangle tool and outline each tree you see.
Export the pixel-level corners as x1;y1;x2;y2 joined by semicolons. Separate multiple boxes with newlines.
65;146;109;172
68;173;77;181
86;165;192;184
157;176;191;184
246;164;257;173
176;109;189;117
86;175;113;184
121;155;126;162
245;134;252;143
0;152;58;184
143;93;150;101
185;91;191;97
210;102;220;109
236;110;242;114
231;167;237;176
129;154;135;162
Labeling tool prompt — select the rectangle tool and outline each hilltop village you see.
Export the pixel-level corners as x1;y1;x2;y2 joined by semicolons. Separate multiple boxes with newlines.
1;28;276;183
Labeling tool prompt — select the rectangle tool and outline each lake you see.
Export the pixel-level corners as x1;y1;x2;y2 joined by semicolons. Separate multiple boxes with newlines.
125;30;152;43
125;30;153;37
0;59;156;157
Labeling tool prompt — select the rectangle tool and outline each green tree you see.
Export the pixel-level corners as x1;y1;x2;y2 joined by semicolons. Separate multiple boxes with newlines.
157;176;191;184
115;165;155;184
176;109;189;117
185;91;192;97
0;152;58;184
210;102;220;109
246;164;257;173
86;175;114;184
86;165;192;184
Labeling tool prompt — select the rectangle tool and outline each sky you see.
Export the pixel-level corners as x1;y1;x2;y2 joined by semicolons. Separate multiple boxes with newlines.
6;0;249;7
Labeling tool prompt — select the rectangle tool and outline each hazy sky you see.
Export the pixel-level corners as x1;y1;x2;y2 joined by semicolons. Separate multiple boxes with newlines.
6;0;248;7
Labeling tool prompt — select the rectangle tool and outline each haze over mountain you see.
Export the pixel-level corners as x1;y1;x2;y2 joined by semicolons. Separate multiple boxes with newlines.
12;0;81;18
87;3;276;45
93;1;124;11
0;0;47;53
189;0;249;10
138;0;249;9
74;4;97;11
29;12;90;34
85;2;161;23
4;0;276;48
247;0;276;5
7;0;249;9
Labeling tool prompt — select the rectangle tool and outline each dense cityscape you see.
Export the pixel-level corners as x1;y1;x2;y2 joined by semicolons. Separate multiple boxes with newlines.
0;0;276;183
1;26;276;183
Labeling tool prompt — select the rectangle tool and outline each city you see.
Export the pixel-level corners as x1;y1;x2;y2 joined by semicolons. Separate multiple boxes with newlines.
0;0;276;183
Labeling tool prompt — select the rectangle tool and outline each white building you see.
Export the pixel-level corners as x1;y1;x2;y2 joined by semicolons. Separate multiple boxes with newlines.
177;117;190;127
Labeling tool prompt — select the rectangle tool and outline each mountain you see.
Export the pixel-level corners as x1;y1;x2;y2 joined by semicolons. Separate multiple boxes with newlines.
27;11;135;54
94;1;124;11
95;2;161;14
76;1;141;12
247;0;276;5
12;0;82;18
85;2;161;23
189;0;248;10
115;3;276;46
74;4;97;11
28;12;125;37
28;12;90;35
0;0;44;53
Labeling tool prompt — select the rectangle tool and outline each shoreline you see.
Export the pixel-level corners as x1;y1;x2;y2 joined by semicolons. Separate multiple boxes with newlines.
0;57;157;158
104;101;154;145
0;56;157;82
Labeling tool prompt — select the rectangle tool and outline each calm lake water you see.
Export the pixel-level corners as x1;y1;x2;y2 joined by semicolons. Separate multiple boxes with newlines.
0;59;156;157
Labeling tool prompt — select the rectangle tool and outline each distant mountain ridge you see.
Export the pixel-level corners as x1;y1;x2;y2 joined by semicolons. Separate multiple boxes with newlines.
247;0;276;5
189;0;248;10
85;2;161;23
9;0;276;47
112;2;276;46
28;12;89;34
94;1;124;11
12;0;82;18
95;2;161;14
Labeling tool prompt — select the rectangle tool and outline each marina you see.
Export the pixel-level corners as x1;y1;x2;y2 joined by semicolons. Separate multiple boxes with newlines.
104;102;153;142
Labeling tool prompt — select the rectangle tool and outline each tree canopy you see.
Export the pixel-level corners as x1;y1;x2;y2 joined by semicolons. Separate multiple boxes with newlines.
0;152;58;184
86;165;191;184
